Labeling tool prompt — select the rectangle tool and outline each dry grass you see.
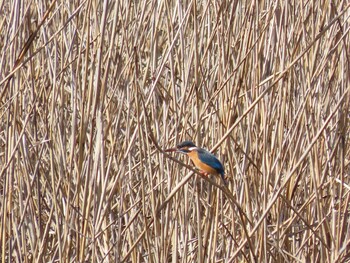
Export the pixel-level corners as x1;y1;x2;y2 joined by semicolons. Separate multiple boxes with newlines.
1;0;350;262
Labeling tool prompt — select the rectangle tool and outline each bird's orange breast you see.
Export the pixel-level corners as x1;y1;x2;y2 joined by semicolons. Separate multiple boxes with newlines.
187;151;219;175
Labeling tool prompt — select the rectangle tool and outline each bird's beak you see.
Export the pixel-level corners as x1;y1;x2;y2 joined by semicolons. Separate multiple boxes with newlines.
164;147;177;153
164;147;187;154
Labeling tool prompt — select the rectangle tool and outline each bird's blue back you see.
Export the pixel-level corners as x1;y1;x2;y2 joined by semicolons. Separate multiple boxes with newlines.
196;148;225;176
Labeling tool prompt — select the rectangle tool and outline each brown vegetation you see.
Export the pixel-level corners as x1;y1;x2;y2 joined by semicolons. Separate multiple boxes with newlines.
1;0;350;262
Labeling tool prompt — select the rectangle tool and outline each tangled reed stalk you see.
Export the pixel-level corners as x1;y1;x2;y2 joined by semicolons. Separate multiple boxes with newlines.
1;1;349;262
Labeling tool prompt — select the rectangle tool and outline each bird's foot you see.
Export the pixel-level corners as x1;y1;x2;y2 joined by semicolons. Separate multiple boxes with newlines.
199;171;209;177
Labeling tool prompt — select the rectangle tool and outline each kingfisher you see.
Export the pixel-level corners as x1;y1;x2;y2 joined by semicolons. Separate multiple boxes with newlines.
165;141;226;183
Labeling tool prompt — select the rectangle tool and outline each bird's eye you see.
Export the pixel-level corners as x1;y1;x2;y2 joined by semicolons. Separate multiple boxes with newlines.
179;147;190;153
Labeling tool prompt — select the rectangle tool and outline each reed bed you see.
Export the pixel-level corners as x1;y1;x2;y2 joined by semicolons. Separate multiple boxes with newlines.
1;0;350;262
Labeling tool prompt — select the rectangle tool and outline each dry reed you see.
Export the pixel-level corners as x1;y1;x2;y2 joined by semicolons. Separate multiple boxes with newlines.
1;0;350;262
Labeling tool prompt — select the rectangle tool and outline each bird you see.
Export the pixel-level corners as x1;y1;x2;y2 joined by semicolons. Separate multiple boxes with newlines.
165;140;226;183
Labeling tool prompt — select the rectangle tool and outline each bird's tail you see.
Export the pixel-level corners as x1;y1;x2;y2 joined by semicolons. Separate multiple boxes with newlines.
220;172;227;185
